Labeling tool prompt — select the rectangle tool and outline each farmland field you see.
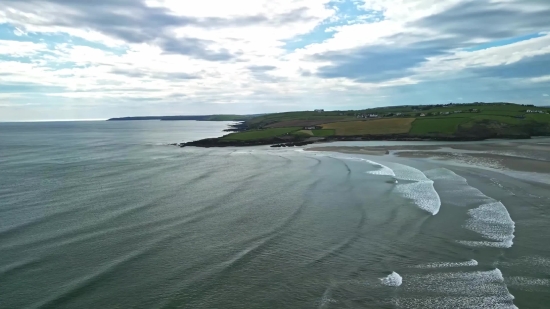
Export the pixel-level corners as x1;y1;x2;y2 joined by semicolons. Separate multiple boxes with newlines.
471;115;523;125
222;127;300;140
321;118;415;135
312;129;335;136
410;117;472;135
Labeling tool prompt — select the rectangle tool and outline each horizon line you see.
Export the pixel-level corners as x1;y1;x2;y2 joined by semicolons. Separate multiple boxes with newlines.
0;119;108;123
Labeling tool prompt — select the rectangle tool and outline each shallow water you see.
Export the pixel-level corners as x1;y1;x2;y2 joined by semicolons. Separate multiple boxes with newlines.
1;121;549;308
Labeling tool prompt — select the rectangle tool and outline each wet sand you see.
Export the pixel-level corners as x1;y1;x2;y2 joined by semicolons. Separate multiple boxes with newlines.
306;139;550;174
306;146;388;156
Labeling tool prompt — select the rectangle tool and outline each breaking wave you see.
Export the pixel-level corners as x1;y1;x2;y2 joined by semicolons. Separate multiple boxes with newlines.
365;160;396;176
459;202;515;248
414;259;478;269
362;159;441;215
381;272;403;287
425;168;515;248
399;268;517;309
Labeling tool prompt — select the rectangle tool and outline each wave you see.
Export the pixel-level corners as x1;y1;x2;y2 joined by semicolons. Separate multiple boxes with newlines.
30;234;174;308
318;286;337;308
347;158;441;215
365;160;396;176
381;272;402;287
414;259;478;269
506;277;550;287
425;168;493;207
497;255;550;268
328;157;352;175
391;163;441;215
425;168;515;248
398;268;517;308
459;202;515;248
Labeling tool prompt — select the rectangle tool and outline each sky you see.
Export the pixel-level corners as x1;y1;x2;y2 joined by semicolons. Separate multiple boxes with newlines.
1;0;550;121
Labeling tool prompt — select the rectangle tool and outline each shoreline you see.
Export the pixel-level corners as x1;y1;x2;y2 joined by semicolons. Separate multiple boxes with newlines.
305;139;550;175
177;134;536;148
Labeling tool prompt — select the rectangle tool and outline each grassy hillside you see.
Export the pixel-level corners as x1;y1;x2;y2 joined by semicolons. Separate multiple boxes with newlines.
221;127;301;141
410;117;472;135
211;103;550;143
322;118;415;135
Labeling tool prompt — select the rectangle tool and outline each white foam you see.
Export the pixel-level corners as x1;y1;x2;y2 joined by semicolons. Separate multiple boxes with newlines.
506;276;550;287
396;180;441;215
380;271;402;287
461;202;515;248
400;268;517;308
363;160;441;215
414;259;478;269
391;163;441;215
425;168;515;248
318;287;337;308
365;160;396;176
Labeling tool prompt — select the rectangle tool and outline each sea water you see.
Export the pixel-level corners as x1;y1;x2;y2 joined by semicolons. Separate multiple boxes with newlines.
1;121;550;308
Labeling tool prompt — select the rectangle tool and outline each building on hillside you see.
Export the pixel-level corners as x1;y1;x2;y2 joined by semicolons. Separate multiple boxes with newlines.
314;109;324;112
368;114;379;118
420;113;426;117
303;126;322;130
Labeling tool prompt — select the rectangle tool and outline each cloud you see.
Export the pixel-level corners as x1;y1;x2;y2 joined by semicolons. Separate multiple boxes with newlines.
247;65;277;72
110;67;200;80
311;37;460;82
544;94;549;97
468;53;550;79
2;0;550;120
304;0;550;83
413;0;550;40
1;0;333;61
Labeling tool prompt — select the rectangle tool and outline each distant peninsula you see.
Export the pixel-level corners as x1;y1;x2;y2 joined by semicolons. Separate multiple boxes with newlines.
107;114;254;121
172;103;550;147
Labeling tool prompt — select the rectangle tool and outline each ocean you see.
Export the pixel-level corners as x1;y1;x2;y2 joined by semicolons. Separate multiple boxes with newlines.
1;121;549;308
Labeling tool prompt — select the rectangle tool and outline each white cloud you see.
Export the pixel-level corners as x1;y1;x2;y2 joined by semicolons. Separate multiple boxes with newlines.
530;76;550;83
0;40;48;57
1;0;550;120
544;94;549;97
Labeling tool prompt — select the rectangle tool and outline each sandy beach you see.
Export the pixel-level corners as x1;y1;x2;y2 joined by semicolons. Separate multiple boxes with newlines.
306;139;550;174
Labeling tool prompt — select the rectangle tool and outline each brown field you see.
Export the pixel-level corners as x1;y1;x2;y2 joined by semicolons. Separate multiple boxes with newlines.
321;118;415;135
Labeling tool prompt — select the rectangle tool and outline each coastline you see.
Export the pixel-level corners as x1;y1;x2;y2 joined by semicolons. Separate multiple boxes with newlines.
305;139;550;175
176;134;533;148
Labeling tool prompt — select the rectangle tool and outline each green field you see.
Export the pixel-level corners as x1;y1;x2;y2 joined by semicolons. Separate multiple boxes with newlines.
312;129;335;136
322;118;415;135
247;111;355;128
410;117;472;135
228;103;550;140
471;115;523;125
222;127;300;140
526;113;550;122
